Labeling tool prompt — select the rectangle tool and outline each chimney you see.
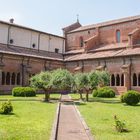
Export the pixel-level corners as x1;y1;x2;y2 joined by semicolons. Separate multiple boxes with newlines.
9;18;14;23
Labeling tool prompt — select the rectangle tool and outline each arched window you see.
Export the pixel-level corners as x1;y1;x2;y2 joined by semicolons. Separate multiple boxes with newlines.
138;74;140;86
121;74;124;86
11;73;16;85
79;36;84;47
116;74;120;86
116;30;121;43
133;73;137;86
17;73;20;85
111;74;115;86
2;72;5;85
6;72;10;85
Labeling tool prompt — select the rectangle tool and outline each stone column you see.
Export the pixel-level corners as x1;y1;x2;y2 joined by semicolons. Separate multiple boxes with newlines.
25;65;32;86
121;65;131;91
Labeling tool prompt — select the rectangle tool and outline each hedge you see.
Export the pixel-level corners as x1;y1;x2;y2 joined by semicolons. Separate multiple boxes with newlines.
92;86;115;98
12;87;36;97
121;90;140;105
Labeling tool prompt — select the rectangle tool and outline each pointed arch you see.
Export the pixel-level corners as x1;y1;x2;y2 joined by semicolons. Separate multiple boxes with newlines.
111;74;115;86
138;74;140;86
6;72;10;85
11;73;16;85
116;74;120;86
2;72;5;85
17;73;20;85
133;73;137;86
121;74;124;86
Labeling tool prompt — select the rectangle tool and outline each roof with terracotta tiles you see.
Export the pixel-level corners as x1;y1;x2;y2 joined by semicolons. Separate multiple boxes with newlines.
89;42;128;52
64;46;140;62
0;44;63;61
69;15;140;33
64;49;85;55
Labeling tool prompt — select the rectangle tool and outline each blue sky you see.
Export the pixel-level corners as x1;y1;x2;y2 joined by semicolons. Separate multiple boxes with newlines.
0;0;140;36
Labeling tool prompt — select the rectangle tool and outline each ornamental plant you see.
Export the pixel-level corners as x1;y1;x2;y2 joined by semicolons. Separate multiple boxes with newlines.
121;90;140;105
0;100;13;114
114;115;127;133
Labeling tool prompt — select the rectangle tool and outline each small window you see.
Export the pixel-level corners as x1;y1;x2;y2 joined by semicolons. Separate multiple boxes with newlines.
32;43;36;48
88;31;90;34
55;48;59;53
116;30;121;43
79;36;84;47
9;39;14;44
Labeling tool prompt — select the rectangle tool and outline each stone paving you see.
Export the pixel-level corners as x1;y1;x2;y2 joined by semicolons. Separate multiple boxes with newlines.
57;94;91;140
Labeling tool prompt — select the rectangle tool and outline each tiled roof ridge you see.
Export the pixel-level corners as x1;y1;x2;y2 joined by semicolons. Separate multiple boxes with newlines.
62;21;81;30
69;15;140;33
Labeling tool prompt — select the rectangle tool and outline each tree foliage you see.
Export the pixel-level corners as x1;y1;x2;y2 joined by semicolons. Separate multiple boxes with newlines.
51;69;74;91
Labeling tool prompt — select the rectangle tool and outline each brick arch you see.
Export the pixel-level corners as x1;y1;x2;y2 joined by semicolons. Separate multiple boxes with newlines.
6;72;10;85
11;72;16;85
111;74;115;86
17;73;20;85
116;74;120;86
121;74;124;86
133;73;137;86
138;73;140;86
2;72;5;85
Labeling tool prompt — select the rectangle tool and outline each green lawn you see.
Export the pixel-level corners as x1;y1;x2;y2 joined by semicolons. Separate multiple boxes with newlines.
70;93;140;140
0;93;61;101
0;94;60;140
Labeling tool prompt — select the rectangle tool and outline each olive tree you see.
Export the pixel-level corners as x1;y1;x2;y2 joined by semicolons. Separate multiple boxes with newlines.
74;71;110;101
95;71;110;87
30;71;52;101
51;69;74;93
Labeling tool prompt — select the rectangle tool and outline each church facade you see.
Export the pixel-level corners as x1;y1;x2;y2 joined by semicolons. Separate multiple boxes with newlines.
1;15;140;94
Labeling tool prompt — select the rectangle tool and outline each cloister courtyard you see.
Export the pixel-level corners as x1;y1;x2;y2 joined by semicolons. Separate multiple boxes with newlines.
0;92;140;140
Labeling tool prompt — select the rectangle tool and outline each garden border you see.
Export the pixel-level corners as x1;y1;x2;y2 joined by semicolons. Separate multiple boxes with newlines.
50;95;62;140
68;95;94;140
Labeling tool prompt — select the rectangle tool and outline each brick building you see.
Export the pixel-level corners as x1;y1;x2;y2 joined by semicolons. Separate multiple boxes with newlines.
1;15;140;94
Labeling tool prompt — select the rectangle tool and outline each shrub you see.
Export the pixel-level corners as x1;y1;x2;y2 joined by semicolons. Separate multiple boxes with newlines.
12;87;36;97
92;87;115;98
0;100;13;114
121;90;140;105
114;115;127;132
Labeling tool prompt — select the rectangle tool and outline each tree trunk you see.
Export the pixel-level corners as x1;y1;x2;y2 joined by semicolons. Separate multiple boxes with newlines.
79;93;83;100
86;91;89;102
44;91;50;102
